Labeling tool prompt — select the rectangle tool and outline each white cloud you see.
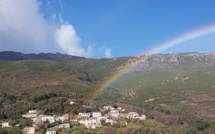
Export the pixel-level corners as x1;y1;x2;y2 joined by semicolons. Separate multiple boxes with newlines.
105;48;112;58
0;0;93;57
0;0;56;53
86;45;94;58
55;24;93;57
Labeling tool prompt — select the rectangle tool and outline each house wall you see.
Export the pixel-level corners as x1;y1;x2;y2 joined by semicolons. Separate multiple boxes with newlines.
23;127;35;134
46;131;56;134
1;122;10;128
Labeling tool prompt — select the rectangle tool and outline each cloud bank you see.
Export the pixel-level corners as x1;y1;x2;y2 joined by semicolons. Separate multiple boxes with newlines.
0;0;93;57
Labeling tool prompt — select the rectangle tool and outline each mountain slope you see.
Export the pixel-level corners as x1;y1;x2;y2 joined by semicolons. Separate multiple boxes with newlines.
95;52;215;133
1;51;215;133
0;51;131;119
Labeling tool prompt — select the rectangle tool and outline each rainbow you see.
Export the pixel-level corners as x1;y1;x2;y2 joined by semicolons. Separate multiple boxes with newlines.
90;24;215;102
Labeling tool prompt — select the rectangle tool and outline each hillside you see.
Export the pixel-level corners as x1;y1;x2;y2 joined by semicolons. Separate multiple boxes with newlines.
1;51;215;133
0;51;131;118
96;52;215;133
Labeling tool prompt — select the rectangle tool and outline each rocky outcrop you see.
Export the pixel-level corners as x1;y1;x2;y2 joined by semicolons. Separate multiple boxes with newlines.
116;52;215;72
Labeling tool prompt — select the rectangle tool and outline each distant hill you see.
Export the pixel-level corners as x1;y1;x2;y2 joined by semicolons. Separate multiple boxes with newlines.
0;51;86;61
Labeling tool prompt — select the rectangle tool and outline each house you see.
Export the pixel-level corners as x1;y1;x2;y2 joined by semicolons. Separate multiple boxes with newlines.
70;119;77;122
29;110;38;114
92;112;102;118
84;118;102;129
1;122;11;128
126;112;139;119
103;105;114;110
41;116;55;123
23;126;35;134
138;115;146;120
22;114;37;118
46;131;57;134
109;110;119;118
78;113;90;119
105;119;118;126
56;114;69;122
117;107;122;110
98;116;107;121
119;113;127;118
121;109;126;112
105;119;114;125
22;110;38;119
118;108;126;112
32;116;42;125
59;123;70;129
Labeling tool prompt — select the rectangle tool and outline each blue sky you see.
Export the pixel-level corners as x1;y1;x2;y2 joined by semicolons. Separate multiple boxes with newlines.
1;0;215;58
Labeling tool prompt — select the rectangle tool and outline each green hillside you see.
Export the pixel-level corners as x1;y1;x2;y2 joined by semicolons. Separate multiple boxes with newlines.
1;52;215;133
95;55;215;133
0;56;131;119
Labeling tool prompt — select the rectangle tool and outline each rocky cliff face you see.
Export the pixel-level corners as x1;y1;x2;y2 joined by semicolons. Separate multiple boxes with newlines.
117;52;215;72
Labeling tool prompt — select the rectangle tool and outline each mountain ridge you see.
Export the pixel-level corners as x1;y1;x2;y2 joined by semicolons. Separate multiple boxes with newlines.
0;51;86;61
1;51;215;63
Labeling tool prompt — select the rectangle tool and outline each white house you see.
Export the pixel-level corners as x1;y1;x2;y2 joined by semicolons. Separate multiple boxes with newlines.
1;122;11;128
126;112;139;119
70;119;77;122
105;119;114;125
103;105;114;110
59;123;70;129
23;126;35;134
28;110;38;114
105;119;118;126
41;116;55;123
46;131;56;134
78;113;90;119
118;108;126;112
85;118;102;129
109;110;119;118
22;114;37;118
92;112;102;118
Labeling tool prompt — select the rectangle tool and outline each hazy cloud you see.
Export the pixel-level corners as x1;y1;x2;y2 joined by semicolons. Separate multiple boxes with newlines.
0;0;93;57
105;48;112;58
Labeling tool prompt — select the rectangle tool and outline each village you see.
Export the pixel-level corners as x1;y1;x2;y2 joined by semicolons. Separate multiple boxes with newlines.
0;101;146;134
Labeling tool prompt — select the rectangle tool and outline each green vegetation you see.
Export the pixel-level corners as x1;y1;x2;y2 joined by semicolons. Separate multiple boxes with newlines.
95;61;215;133
0;57;130;118
1;52;215;133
